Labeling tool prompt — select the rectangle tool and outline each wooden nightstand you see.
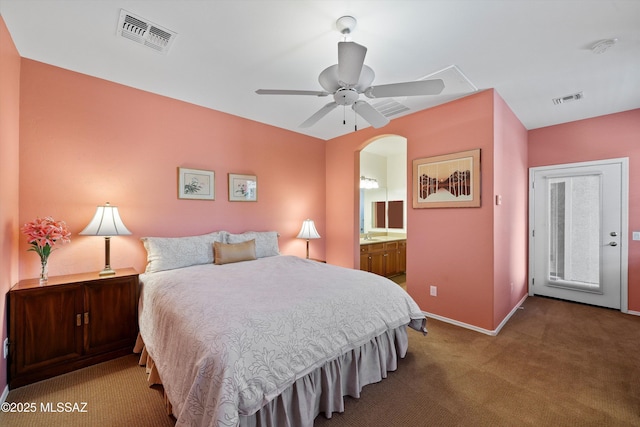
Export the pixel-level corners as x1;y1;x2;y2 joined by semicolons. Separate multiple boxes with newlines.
8;268;139;389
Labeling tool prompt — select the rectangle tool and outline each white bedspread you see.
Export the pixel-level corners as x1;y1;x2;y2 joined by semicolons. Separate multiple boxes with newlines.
138;255;426;427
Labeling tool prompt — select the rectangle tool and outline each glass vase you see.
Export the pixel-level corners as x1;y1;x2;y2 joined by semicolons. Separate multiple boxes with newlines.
39;259;49;284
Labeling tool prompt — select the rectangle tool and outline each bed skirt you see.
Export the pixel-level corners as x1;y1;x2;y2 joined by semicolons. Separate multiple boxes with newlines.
135;322;415;427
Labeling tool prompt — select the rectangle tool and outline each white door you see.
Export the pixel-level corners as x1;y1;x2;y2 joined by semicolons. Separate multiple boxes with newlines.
529;159;628;310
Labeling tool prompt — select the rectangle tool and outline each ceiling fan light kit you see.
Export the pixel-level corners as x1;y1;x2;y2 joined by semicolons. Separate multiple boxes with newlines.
334;88;359;106
256;16;445;130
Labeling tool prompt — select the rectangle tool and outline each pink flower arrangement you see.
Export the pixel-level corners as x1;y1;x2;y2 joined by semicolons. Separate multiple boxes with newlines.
21;216;71;263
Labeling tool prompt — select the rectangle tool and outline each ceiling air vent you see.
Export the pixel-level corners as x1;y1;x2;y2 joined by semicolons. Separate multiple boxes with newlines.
117;9;177;54
371;99;411;117
552;92;584;105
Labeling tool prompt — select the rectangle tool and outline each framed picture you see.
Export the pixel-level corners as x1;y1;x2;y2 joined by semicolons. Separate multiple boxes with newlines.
412;149;481;208
178;167;215;200
228;173;257;201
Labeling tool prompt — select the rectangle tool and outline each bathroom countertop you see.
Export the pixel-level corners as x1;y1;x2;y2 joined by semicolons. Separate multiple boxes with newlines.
359;235;406;245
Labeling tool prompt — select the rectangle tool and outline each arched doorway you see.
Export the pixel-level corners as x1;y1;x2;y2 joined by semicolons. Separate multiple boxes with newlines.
359;135;407;235
358;135;407;281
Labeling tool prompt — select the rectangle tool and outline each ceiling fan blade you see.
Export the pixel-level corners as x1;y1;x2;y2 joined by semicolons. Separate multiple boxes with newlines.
352;101;389;128
300;102;338;128
338;41;367;87
256;89;329;96
364;79;445;98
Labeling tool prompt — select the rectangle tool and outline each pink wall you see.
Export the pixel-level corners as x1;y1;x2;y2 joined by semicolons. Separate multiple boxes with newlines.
528;109;640;312
18;60;327;278
493;94;529;326
0;15;21;396
325;132;362;269
326;90;529;331
406;92;495;329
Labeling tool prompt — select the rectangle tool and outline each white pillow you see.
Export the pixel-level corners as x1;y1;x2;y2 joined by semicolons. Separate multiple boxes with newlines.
141;231;228;273
227;231;279;258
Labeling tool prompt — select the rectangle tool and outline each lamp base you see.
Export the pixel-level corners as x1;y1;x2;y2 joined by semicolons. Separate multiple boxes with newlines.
99;237;116;276
99;268;116;276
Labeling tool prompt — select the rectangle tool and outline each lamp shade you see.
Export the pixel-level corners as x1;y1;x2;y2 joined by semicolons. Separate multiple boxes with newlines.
297;219;320;240
79;202;131;236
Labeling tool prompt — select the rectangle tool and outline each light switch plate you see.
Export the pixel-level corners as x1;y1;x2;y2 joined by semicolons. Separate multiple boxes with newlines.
633;231;640;241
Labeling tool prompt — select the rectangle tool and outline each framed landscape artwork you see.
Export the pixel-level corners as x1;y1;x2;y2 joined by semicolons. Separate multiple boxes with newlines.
178;167;215;200
412;149;481;208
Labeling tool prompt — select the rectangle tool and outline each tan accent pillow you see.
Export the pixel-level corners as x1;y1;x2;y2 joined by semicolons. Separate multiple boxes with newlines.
214;240;257;265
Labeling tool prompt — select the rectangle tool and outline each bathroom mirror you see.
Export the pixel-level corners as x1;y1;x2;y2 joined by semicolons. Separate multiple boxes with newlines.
360;187;386;233
373;201;386;228
388;200;404;229
371;200;404;229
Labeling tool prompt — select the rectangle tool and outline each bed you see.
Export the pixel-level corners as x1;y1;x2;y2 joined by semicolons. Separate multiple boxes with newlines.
136;230;426;427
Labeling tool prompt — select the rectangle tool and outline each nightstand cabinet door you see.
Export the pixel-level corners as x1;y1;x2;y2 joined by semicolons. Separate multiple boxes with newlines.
84;275;138;355
10;285;84;377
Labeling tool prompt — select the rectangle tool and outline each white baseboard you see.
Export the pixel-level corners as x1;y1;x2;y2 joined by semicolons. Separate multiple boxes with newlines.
627;310;640;317
0;384;8;405
423;294;528;336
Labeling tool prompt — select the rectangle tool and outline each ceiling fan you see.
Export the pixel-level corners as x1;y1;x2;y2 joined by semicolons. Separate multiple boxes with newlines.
255;16;445;130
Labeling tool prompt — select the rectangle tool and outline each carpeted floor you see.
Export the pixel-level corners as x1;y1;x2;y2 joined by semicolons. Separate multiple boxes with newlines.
1;295;638;426
0;353;173;427
316;296;640;427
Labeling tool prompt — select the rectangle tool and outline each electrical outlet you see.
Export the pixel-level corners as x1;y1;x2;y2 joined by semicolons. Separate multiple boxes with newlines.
633;231;640;241
430;285;437;296
3;338;8;359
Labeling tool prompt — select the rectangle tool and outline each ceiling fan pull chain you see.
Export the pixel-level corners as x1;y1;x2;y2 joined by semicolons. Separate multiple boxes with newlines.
343;106;346;125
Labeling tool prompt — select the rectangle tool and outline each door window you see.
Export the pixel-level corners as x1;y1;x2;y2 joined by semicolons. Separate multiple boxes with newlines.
548;175;601;293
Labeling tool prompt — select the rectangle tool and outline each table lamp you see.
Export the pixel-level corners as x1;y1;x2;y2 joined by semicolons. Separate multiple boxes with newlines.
80;202;131;276
297;219;320;259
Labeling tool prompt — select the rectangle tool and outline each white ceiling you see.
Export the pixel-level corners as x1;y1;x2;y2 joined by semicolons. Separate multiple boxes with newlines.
364;135;407;158
1;0;638;141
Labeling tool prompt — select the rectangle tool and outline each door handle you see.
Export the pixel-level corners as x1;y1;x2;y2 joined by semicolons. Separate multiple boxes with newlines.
610;231;618;237
608;242;618;246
